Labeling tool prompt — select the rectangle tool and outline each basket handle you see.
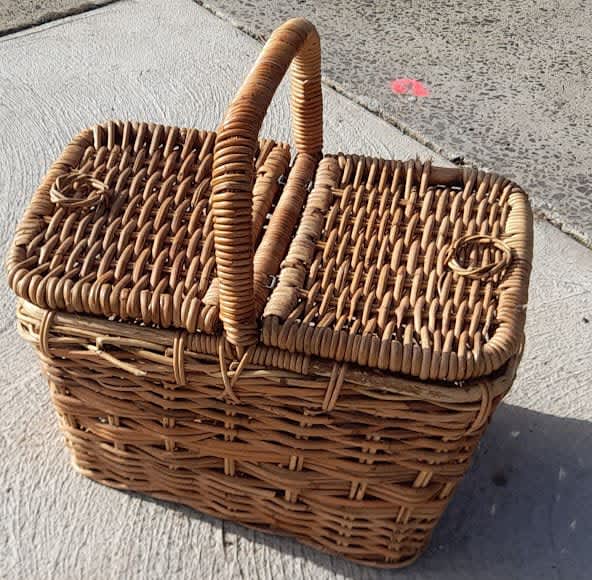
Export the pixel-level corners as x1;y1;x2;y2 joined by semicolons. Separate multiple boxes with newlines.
211;18;323;350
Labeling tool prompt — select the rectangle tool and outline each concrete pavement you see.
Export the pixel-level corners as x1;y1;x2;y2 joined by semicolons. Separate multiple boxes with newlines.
1;1;591;578
2;0;590;243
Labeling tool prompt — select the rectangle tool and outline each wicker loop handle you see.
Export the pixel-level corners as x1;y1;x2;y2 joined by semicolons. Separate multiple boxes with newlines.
50;170;110;209
445;234;512;280
211;18;323;350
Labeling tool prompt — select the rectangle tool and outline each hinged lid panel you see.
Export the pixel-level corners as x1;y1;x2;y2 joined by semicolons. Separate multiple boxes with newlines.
7;120;291;334
262;155;532;381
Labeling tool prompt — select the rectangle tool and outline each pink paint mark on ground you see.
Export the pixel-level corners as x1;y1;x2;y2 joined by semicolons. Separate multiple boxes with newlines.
390;78;431;97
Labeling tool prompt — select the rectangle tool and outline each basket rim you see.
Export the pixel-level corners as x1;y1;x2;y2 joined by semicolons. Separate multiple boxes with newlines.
17;298;518;403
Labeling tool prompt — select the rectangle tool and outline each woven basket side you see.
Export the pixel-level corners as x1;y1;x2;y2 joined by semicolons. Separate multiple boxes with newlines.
17;299;516;567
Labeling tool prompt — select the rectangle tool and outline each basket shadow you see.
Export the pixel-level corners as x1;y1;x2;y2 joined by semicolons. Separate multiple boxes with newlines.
134;403;591;579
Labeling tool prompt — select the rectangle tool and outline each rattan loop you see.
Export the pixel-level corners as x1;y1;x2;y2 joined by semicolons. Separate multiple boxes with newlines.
50;170;110;209
444;234;512;280
322;363;347;412
173;332;187;386
465;384;492;434
218;341;255;403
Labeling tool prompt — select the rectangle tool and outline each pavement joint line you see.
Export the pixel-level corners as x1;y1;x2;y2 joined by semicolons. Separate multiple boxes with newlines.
193;0;461;162
0;0;122;39
194;0;592;252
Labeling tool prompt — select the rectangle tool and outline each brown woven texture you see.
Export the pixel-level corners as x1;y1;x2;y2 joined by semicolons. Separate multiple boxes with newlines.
17;301;518;567
263;156;532;381
7;18;533;568
7;121;291;334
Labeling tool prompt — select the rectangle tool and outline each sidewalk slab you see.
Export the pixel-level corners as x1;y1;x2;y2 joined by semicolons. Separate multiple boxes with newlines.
1;1;591;579
202;0;592;246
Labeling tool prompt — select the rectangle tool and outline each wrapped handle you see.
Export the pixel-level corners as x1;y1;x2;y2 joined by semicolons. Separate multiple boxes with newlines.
211;18;323;350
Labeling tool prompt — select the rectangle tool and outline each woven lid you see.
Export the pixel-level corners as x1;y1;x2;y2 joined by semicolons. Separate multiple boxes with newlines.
262;155;532;381
8;18;532;382
7;120;291;334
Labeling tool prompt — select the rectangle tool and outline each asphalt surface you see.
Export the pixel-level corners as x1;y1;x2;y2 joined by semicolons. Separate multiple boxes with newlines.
0;1;591;578
200;0;592;246
0;0;114;35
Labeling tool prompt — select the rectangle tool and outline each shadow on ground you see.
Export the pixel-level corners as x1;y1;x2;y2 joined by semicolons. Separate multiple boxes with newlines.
135;404;591;579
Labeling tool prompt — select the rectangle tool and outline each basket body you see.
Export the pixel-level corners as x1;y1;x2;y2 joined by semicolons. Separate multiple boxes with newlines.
18;301;517;567
7;18;533;569
7;118;532;568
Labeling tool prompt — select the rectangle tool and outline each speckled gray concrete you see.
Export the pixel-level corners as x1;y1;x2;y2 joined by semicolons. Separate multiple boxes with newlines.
0;0;116;35
1;1;591;579
200;0;592;246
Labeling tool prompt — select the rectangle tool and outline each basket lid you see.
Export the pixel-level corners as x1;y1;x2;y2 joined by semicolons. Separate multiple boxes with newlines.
261;155;533;381
7;120;291;335
8;18;533;382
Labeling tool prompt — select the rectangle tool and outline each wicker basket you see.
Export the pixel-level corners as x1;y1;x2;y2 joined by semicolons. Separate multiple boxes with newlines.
7;18;532;567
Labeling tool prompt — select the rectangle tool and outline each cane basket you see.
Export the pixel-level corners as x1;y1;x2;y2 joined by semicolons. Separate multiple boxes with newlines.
7;18;532;567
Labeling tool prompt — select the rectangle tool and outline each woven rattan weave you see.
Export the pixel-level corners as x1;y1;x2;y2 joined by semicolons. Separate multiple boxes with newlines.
7;18;532;567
